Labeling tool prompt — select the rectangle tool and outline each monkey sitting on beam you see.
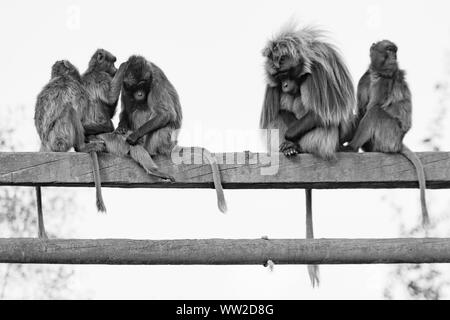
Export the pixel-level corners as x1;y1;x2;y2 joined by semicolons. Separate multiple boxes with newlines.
116;55;227;213
34;60;106;238
349;40;429;226
260;24;356;287
82;49;175;182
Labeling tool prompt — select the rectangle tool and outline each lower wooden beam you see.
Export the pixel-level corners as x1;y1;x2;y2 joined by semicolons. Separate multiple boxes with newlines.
0;238;449;265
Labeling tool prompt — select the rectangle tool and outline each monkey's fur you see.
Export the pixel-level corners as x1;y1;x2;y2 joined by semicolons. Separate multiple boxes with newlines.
83;50;175;182
116;56;226;213
279;76;309;123
34;60;106;238
35;61;94;152
260;24;356;287
261;25;355;157
81;49;122;136
349;40;429;226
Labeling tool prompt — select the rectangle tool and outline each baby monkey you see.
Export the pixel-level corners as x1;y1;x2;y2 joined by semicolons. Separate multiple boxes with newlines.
280;77;309;122
276;72;319;286
349;40;429;225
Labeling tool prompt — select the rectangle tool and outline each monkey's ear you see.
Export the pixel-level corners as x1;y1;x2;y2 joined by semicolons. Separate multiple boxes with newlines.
97;51;105;63
63;60;71;69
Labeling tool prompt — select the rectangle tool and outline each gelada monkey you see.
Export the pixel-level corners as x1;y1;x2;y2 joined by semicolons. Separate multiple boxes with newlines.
116;56;227;213
260;24;356;286
349;40;429;226
34;60;105;238
82;50;174;181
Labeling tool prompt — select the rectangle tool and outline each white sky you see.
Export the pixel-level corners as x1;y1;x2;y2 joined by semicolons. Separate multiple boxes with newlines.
1;0;450;299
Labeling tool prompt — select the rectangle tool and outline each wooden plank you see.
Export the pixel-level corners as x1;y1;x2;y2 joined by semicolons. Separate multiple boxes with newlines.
0;238;449;265
0;151;450;189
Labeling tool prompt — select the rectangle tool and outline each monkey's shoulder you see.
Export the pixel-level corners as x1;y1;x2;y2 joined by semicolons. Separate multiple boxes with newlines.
357;70;371;87
82;71;111;88
39;76;84;99
82;72;111;98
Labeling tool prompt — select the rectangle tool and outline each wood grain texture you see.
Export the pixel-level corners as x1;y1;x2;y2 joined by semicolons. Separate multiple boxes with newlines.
0;151;450;189
1;238;449;265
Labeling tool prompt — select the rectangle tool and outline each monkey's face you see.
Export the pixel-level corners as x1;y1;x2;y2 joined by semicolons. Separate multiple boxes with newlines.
281;78;299;94
263;40;302;75
267;53;300;74
90;49;118;77
370;40;398;73
51;60;81;81
123;56;152;103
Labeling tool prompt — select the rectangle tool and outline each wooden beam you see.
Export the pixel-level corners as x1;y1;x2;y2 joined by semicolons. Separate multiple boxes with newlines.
1;151;450;189
0;238;449;265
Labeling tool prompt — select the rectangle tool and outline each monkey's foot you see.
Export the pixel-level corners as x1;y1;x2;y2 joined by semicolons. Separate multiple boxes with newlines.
280;141;300;157
160;175;176;183
146;169;176;183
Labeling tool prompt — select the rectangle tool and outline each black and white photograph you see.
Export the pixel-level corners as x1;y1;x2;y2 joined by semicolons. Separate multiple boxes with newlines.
0;0;450;305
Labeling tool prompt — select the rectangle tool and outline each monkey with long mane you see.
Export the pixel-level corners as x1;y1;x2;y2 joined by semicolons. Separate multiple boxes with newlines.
260;24;356;287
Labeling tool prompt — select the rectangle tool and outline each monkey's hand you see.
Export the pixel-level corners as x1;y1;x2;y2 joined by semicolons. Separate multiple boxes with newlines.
118;61;129;73
114;126;128;136
126;132;144;146
280;141;300;157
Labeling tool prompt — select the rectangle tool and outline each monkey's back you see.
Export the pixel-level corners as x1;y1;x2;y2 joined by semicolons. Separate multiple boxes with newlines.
360;70;411;153
148;62;182;129
34;75;87;150
81;70;115;125
368;110;405;152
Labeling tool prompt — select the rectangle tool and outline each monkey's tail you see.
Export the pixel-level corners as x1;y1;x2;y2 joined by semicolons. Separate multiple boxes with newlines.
90;151;107;213
35;186;47;239
306;188;320;287
401;144;429;226
200;148;227;214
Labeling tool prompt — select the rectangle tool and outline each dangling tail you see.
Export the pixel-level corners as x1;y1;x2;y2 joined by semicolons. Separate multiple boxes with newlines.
90;151;106;213
35;186;47;239
401;145;429;226
171;146;227;213
202;149;227;213
306;188;320;287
